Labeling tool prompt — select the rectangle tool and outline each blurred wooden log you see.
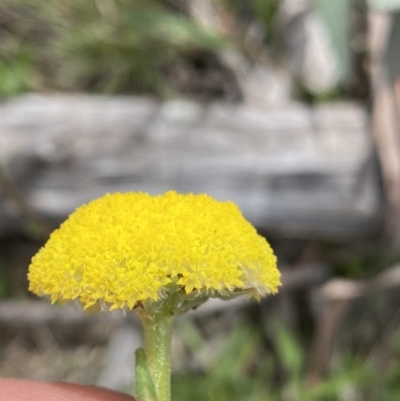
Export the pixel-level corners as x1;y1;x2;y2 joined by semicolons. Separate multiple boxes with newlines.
0;299;247;327
0;94;382;240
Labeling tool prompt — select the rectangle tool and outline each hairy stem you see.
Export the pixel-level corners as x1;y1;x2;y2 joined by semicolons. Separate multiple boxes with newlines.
135;309;173;401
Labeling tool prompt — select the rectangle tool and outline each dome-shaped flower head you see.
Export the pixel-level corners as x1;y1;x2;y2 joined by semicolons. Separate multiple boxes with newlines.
28;191;280;311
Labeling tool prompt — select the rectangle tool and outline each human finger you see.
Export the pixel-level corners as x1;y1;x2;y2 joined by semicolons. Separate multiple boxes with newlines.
0;377;136;401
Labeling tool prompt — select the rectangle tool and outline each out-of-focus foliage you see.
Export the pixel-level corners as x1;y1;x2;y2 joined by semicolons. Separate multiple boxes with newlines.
222;0;279;42
2;0;400;101
0;0;226;97
172;318;400;401
0;257;12;299
173;319;275;401
0;0;284;99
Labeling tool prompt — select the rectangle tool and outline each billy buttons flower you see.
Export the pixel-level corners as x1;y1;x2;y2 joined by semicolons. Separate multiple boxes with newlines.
28;191;280;311
28;191;280;401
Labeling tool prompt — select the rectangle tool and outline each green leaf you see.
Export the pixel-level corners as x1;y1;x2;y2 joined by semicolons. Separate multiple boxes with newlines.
176;320;205;353
368;0;400;11
135;348;158;401
0;51;33;97
273;321;303;378
315;0;352;80
385;12;400;83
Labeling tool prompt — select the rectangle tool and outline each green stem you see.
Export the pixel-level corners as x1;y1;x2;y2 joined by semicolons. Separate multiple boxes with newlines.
135;309;173;401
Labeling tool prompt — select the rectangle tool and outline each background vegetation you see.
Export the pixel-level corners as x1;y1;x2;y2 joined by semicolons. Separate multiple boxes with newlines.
173;315;400;401
0;0;233;97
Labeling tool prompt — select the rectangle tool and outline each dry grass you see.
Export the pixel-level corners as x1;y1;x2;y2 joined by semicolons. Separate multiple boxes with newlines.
0;341;105;383
0;321;114;384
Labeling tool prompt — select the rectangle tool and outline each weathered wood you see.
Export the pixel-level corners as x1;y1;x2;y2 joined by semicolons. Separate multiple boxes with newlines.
0;298;247;327
0;94;382;239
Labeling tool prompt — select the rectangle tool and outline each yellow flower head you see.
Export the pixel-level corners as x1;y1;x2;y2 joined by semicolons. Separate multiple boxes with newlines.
28;191;280;311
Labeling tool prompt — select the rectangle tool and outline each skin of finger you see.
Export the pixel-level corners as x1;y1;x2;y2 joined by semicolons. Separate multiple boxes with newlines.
0;378;136;401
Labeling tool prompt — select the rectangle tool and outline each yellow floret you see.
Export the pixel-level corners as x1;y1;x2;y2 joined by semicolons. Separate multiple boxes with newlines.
28;191;280;310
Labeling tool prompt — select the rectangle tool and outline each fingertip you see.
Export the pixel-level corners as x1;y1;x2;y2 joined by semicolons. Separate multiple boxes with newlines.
0;378;136;401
